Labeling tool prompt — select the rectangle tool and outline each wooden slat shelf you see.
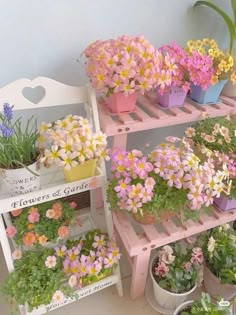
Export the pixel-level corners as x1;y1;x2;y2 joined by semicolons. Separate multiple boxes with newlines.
98;91;236;137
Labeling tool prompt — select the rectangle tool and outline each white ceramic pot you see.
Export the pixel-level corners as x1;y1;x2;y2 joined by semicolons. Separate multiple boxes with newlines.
173;300;193;315
204;266;236;300
150;255;197;311
1;161;40;196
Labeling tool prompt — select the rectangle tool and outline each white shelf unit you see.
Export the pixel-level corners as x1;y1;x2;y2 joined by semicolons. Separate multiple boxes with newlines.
0;77;123;315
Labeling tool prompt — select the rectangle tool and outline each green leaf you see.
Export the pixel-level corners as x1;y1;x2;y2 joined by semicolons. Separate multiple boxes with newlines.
231;0;236;28
194;0;235;53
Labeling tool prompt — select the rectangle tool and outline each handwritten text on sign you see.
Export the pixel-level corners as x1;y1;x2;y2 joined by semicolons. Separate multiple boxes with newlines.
46;280;113;312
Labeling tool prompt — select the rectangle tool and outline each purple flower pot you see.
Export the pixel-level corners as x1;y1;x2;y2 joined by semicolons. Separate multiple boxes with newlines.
214;194;236;212
156;86;187;107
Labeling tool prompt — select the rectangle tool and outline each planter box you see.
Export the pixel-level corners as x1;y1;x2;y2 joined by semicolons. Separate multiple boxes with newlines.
190;80;227;104
214;195;236;212
106;92;137;114
156;86;187;107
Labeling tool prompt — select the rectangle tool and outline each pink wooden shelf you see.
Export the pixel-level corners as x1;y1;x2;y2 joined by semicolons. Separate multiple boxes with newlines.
97;92;236;300
113;207;236;299
98;92;236;138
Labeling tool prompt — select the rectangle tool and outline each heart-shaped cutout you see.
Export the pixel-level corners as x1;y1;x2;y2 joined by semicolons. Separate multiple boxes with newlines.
22;86;46;104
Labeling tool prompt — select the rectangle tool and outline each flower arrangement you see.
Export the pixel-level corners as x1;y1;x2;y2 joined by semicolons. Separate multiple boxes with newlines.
185;116;236;198
58;229;121;288
83;35;165;96
186;39;236;85
177;292;231;315
152;243;203;293
0;103;39;169
158;42;213;92
200;224;236;285
6;200;76;247
38;115;108;171
107;137;229;223
2;230;120;312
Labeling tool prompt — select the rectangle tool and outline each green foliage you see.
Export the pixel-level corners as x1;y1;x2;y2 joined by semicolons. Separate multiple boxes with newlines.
180;292;231;314
1;249;65;311
194;0;236;53
13;200;75;246
0;107;39;169
200;225;236;285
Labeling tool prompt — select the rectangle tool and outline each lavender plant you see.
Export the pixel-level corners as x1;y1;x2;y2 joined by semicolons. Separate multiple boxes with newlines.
0;103;39;169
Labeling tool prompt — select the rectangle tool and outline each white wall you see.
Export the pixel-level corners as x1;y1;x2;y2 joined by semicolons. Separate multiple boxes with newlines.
0;0;230;150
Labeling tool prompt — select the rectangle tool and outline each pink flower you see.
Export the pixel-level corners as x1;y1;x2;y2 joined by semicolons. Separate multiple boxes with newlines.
45;255;57;268
155;261;169;277
12;249;22;260
68;275;77;288
191;247;204;265
11;209;22;217
58;226;69;238
28;211;40;223
69;201;77;209
52;290;65;303
46;209;55;219
183;261;192;272
6;225;17;238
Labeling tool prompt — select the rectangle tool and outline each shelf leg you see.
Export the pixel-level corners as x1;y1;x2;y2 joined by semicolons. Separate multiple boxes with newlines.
130;250;151;299
112;134;128;150
0;214;14;272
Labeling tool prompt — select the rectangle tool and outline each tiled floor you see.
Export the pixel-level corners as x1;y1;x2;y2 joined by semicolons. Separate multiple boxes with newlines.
0;243;160;315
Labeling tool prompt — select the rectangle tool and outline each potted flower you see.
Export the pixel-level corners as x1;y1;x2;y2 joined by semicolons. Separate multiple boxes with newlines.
185;39;235;104
185;116;236;211
107;137;229;225
194;0;236;97
156;43;212;107
83;35;164;114
0;103;40;196
38;114;108;182
2;248;66;312
200;224;236;300
150;242;203;311
2;229;120;313
174;292;232;315
6;200;76;248
59;229;121;288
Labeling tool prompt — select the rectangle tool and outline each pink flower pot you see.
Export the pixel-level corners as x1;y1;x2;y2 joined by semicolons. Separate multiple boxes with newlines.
156;86;187;107
106;92;137;114
204;266;236;300
214;195;236;212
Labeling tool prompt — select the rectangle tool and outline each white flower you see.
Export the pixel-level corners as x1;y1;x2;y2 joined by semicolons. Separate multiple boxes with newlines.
222;223;230;231
12;249;22;260
52;290;65;303
45;255;57;268
207;236;216;253
68;275;77;288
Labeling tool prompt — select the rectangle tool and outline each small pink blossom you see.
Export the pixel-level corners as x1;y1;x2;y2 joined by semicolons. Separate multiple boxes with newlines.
45;255;57;268
183;261;192;272
69;275;77;287
52;290;65;303
12;249;22;260
28;211;40;223
6;225;17;238
69;201;77;209
155;261;169;277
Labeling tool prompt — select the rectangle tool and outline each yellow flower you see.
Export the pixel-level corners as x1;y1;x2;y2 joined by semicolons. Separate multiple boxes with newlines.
210;39;217;48
38;235;48;245
211;75;218;85
187;40;195;48
196;40;203;48
203;38;210;46
198;47;206;55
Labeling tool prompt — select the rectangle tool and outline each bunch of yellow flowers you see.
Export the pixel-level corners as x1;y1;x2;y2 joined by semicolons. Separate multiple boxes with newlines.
186;38;236;85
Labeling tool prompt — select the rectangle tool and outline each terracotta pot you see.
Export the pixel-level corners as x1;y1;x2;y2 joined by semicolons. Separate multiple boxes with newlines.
204;265;236;300
132;212;156;225
160;211;176;221
150;255;197;311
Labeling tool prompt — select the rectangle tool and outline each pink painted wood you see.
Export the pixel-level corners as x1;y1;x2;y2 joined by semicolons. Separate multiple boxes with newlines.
97;90;236;299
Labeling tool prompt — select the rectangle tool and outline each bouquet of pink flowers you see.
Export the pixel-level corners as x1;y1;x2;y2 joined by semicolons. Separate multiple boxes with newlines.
83;35;167;96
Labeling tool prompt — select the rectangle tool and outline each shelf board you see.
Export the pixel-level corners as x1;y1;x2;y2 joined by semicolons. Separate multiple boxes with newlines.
0;166;105;213
98;91;236;136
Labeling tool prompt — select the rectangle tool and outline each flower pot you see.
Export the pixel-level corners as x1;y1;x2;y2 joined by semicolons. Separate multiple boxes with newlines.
106;92;137;114
204;266;236;300
190;80;228;104
156;86;187;107
1;161;40;196
132;212;157;225
173;300;193;315
214;194;236;212
63;159;97;182
150;255;197;311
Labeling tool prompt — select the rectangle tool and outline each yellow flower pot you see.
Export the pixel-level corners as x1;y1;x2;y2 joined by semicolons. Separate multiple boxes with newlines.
63;159;97;182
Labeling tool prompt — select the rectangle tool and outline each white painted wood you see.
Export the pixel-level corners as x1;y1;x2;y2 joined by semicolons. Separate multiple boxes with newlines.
0;77;123;312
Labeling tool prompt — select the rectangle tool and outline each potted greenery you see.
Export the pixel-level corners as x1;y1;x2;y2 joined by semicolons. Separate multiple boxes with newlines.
185;39;235;103
150;242;203;311
82;35;165;114
157;43;213;107
2;229;121;313
194;0;236;97
39;114;108;182
174;292;232;315
200;224;236;300
185;116;236;211
107;137;229;225
0;103;40;196
6;200;76;248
